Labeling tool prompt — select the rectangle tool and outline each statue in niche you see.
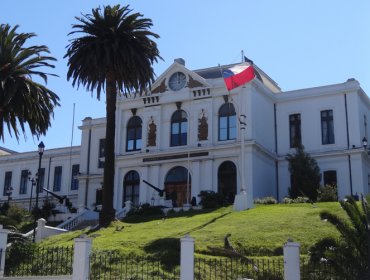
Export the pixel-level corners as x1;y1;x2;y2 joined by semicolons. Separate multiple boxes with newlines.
198;111;208;141
147;118;157;147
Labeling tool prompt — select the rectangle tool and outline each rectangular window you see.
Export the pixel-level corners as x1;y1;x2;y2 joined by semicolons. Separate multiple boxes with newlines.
289;114;301;148
19;170;28;195
37;168;45;193
321;110;335;144
53;166;62;192
229;115;237;139
71;164;79;190
219;117;228;141
98;139;105;168
3;171;12;196
323;170;337;186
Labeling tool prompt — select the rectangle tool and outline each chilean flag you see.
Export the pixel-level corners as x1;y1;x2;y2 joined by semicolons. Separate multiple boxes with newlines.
222;63;255;91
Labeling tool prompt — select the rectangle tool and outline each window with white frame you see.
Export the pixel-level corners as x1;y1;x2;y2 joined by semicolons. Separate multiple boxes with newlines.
219;103;236;141
321;110;335;145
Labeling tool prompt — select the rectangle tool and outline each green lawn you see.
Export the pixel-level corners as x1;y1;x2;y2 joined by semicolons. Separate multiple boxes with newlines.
41;202;346;257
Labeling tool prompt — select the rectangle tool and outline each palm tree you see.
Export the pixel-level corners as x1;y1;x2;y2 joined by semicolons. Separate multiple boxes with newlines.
0;24;60;140
65;5;161;226
310;196;370;279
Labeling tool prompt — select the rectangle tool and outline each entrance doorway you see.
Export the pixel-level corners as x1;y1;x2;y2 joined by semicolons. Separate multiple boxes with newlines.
164;166;191;207
218;161;237;203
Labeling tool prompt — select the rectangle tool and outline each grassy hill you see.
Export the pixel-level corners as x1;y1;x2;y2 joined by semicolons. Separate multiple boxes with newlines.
41;202;346;257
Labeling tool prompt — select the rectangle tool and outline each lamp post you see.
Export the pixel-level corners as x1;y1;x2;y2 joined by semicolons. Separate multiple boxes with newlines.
33;141;45;242
363;137;368;150
28;175;36;212
5;186;13;202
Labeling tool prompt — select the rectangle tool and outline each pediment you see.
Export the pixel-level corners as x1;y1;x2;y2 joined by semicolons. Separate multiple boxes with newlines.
150;60;210;94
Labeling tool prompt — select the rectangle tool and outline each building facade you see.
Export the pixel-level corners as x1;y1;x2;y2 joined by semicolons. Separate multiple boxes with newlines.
1;59;370;212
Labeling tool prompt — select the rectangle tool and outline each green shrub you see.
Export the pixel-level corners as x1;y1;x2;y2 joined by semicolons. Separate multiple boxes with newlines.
6;203;29;224
317;184;338;202
126;203;164;218
198;191;226;209
283;196;310;204
254;197;278;204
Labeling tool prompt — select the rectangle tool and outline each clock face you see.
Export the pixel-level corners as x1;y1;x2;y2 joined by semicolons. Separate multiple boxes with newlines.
169;72;186;91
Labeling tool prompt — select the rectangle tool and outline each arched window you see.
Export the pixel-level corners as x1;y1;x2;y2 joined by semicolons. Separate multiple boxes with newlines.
219;103;236;141
126;116;142;151
171;110;187;146
165;166;191;207
123;171;140;206
218;161;237;203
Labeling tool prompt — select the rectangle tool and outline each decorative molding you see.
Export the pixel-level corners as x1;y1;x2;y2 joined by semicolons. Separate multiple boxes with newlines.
223;95;229;103
147;118;157;147
198;110;208;141
187;76;206;88
143;96;160;105
176;102;182;110
151;79;167;94
143;152;209;163
131;108;137;116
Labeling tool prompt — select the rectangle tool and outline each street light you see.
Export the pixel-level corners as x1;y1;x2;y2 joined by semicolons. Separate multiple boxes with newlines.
5;186;13;202
28;174;36;212
363;137;368;150
33;141;45;242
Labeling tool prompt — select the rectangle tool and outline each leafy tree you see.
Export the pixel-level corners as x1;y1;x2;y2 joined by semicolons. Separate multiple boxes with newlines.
286;145;321;201
310;196;370;279
65;5;161;226
0;24;60;140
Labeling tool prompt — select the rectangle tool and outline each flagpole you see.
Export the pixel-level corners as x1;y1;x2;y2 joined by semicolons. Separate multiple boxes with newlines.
240;90;246;194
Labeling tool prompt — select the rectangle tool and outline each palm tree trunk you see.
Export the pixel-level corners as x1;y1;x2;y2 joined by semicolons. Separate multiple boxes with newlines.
99;76;117;226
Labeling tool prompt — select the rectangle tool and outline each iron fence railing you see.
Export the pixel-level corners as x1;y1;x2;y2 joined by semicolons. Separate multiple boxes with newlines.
194;256;284;280
2;244;347;279
89;250;180;280
301;257;343;280
4;245;73;276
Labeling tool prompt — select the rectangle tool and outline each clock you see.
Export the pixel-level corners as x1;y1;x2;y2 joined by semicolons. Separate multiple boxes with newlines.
168;72;186;91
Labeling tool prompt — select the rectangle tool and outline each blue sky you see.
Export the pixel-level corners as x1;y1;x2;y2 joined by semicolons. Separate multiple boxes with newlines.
1;0;370;152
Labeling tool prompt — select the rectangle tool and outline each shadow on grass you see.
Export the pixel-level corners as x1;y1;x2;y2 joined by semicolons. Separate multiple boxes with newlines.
177;211;231;236
143;238;180;271
122;207;225;224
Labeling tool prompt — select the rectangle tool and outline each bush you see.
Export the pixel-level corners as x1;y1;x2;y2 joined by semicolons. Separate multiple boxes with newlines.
6;203;29;224
317;184;338;202
126;203;164;218
254;196;278;204
38;199;56;220
283;196;310;204
198;191;226;209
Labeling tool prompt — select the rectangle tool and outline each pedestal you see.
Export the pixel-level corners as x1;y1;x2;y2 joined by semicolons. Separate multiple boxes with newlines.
233;191;253;211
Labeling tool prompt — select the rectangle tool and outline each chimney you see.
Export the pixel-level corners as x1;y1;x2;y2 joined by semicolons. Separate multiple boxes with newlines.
174;58;185;66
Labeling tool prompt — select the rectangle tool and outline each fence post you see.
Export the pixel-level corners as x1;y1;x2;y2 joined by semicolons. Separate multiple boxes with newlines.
283;241;300;280
181;234;194;280
72;237;92;280
0;225;9;278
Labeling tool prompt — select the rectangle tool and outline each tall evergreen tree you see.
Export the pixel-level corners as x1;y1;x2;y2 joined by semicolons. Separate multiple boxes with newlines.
286;145;321;201
65;5;161;226
0;24;60;140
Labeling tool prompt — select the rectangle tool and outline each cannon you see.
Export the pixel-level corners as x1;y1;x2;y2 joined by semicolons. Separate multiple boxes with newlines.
142;180;164;197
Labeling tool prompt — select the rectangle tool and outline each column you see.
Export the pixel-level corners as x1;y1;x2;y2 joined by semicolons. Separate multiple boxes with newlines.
72;238;92;280
180;234;194;280
283;241;300;280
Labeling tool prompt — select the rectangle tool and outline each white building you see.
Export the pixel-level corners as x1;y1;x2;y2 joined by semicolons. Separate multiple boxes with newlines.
1;58;370;212
0;146;80;210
